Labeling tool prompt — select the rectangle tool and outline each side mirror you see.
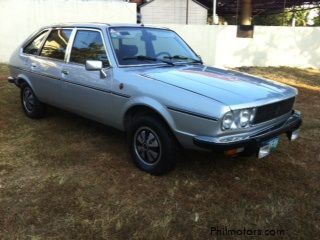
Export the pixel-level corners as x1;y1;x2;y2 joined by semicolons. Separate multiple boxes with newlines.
85;60;103;71
85;60;109;78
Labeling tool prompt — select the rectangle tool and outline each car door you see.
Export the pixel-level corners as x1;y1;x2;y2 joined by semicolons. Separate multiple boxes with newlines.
60;29;114;124
30;28;72;106
19;29;50;100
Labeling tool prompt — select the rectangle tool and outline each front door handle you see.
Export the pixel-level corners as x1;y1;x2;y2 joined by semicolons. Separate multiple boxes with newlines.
31;63;37;70
61;70;69;75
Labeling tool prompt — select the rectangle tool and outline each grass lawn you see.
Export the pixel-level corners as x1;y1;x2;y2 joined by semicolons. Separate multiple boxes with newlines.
0;64;319;239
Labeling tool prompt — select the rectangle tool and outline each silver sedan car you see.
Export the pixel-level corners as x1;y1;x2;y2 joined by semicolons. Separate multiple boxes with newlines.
8;23;302;175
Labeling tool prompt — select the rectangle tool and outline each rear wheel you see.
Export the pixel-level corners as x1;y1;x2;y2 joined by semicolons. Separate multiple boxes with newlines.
20;83;46;118
128;115;177;175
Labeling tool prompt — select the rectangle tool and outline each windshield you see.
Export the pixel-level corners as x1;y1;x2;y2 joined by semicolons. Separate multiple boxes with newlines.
108;27;201;66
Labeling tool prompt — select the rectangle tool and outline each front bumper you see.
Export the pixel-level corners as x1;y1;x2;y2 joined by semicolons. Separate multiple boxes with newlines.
193;110;302;152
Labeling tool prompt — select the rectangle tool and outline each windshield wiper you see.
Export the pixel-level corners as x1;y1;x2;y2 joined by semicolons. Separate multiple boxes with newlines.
164;55;203;64
122;55;174;66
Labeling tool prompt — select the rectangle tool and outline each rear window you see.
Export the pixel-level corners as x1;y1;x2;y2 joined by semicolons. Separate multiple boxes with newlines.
40;29;72;61
23;31;48;55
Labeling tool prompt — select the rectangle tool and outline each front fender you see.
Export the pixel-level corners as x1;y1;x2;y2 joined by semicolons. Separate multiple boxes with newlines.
122;96;176;131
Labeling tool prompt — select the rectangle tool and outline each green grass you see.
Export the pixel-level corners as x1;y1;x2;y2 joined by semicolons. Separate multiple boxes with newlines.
0;65;319;239
0;63;9;88
0;63;9;74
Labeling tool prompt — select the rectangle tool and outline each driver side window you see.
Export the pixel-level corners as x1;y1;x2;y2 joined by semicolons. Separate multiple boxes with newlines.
70;30;109;67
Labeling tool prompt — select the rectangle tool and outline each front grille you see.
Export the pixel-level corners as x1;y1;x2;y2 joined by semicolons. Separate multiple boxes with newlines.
253;97;295;124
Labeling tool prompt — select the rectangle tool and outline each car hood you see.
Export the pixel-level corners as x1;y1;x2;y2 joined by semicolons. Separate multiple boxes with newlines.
137;65;297;108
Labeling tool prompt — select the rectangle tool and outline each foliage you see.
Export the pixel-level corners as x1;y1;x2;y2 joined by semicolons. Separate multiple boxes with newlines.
254;7;312;26
314;9;320;25
254;12;292;26
215;7;320;26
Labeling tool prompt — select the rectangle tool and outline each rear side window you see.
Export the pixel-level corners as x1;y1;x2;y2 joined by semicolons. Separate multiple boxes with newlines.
23;31;48;55
70;30;109;67
40;29;72;60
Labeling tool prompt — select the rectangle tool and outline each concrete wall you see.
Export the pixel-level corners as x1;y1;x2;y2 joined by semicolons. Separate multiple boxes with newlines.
1;0;319;68
141;0;208;25
161;25;320;68
0;0;136;62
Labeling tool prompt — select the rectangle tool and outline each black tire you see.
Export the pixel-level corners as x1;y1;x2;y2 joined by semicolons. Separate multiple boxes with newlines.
128;114;177;175
20;82;46;118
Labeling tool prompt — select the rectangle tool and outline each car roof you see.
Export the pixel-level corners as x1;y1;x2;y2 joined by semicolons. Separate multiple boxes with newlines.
45;22;169;30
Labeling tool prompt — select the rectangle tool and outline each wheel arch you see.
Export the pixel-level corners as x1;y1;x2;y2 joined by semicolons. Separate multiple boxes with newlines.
15;73;35;90
122;98;176;134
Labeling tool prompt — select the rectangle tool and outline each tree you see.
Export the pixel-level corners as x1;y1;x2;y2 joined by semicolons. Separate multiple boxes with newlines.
292;8;309;26
253;7;314;26
313;9;320;25
254;12;292;26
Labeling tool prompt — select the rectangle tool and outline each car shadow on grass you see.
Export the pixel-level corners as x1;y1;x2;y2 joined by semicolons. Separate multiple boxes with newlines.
43;106;249;175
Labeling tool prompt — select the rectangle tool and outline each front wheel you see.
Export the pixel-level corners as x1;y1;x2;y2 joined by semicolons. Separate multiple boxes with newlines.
128;115;177;175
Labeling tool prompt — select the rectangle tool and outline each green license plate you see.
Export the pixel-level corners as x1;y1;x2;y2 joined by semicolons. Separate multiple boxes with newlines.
268;137;279;150
258;137;279;158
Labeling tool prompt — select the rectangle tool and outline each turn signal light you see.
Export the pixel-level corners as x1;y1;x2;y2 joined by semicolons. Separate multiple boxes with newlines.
225;148;244;157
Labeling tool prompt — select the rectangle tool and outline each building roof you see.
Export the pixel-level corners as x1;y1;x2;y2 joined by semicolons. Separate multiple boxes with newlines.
198;0;320;16
140;0;209;10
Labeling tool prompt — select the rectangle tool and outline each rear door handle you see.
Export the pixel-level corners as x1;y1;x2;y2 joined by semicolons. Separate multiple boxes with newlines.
61;70;69;75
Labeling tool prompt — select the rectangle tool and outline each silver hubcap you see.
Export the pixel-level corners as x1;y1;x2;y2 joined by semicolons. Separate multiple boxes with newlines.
134;127;161;165
23;88;35;113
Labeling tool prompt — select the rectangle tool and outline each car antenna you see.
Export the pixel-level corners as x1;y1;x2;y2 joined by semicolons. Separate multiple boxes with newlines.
137;12;144;26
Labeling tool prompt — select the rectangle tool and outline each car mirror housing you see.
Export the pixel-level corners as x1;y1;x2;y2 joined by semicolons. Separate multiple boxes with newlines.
85;60;103;71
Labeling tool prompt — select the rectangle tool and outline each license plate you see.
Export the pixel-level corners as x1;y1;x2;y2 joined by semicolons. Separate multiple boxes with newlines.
269;137;279;150
258;137;279;159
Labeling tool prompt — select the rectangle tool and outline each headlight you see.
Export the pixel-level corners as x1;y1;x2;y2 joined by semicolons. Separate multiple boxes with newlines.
221;108;256;130
239;109;250;127
250;108;256;122
222;112;234;130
